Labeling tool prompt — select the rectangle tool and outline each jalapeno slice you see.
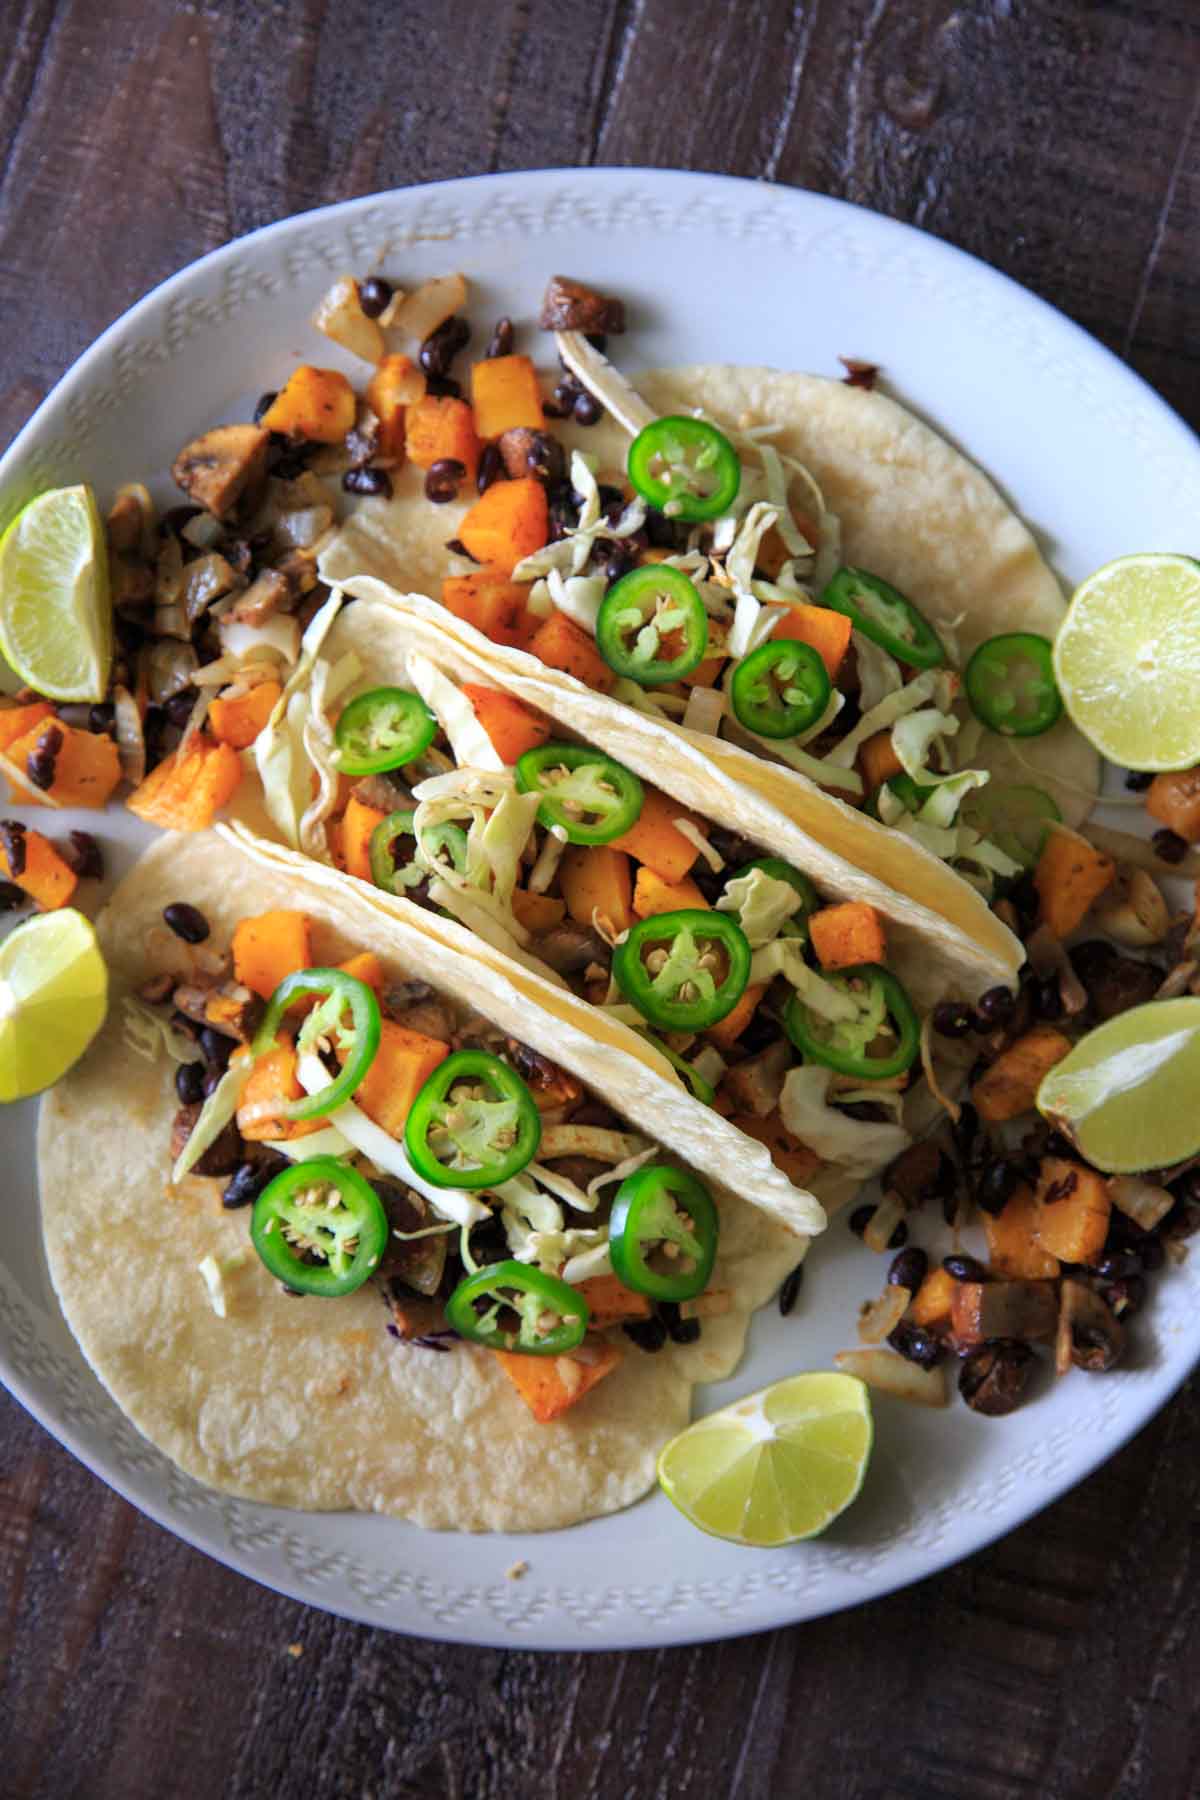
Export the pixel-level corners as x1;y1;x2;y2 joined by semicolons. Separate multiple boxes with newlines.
613;909;752;1032
784;963;920;1081
595;565;709;686
368;809;421;894
515;742;643;844
730;639;832;739
404;1049;541;1189
644;1033;716;1107
959;781;1062;869
334;686;437;775
627;416;741;523
251;969;381;1121
865;773;936;819
731;857;820;933
819;567;946;670
609;1164;718;1302
445;1259;589;1356
250;1158;389;1297
964;632;1063;737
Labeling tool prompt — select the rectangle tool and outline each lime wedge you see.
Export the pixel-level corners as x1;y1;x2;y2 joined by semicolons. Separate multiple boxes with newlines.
1053;553;1200;770
0;909;108;1102
0;485;112;702
657;1371;872;1546
1037;996;1200;1172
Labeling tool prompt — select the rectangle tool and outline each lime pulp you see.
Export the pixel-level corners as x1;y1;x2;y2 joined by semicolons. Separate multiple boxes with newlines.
0;909;108;1102
0;485;112;703
1037;996;1200;1173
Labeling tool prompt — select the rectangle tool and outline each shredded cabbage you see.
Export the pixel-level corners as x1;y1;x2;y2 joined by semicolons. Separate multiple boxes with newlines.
546;568;607;636
254;588;345;847
513;450;645;581
852;631;903;712
493;1172;564;1235
821;671;938;770
171;1059;251;1184
553;331;656;435
892;708;958;784
301;649;362;856
263;1126;355;1161
779;1065;911;1177
404;652;505;770
747;942;860;1020
718;868;802;947
122;998;194;1064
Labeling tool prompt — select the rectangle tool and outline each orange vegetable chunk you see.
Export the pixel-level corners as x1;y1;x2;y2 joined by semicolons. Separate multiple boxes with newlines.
236;1046;322;1141
610;786;706;883
984;1182;1061;1279
705;983;766;1051
441;569;528;644
773;603;853;679
1034;826;1115;937
405;395;480;481
632;866;709;918
858;729;902;794
559;845;633;936
341;794;386;884
0;701;54;753
459;477;548;574
526;609;614;690
575;1274;652;1327
510;889;566;933
907;1267;958;1330
342;1019;449;1137
809;901;887;971
5;722;122;809
494;1340;621;1421
335;951;384;992
470;354;544;440
208;682;282;750
1030;1156;1111;1264
261;366;357;443
972;1025;1072;1124
366;353;421;459
126;735;243;831
1145;768;1200;843
232;909;313;1001
0;827;77;910
460;683;551;764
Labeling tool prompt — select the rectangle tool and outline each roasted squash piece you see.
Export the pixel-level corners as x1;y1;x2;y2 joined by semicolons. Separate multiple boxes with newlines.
1145;768;1200;843
809;901;887;971
366;353;423;460
209;682;282;750
5;721;122;809
342;1019;449;1137
0;701;54;754
858;729;902;793
236;1046;323;1141
907;1267;958;1330
1034;827;1115;937
341;794;386;884
405;395;480;481
260;368;356;445
724;1108;819;1187
460;684;551;764
232;909;313;1002
575;1274;651;1328
559;845;633;936
773;603;853;679
441;569;528;643
705;984;766;1051
971;1025;1072;1124
510;888;566;933
1031;1155;1111;1264
0;826;77;911
526;609;615;690
458;477;548;573
632;866;709;917
494;1340;621;1421
126;736;242;831
984;1182;1061;1280
471;355;545;440
610;786;706;883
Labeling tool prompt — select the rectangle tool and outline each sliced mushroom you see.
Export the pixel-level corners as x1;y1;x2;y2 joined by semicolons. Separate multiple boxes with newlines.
539;275;626;334
227;566;295;626
1070;939;1162;1021
1093;866;1169;947
537;922;611;974
720;1037;791;1118
950;1279;1058;1348
1056;1277;1126;1374
172;424;271;520
959;1340;1036;1415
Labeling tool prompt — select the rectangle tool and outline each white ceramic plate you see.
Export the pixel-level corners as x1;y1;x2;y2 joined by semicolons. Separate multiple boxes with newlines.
3;168;1199;1650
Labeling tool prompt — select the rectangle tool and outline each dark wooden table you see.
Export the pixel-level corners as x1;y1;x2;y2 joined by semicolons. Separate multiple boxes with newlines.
2;3;1199;1795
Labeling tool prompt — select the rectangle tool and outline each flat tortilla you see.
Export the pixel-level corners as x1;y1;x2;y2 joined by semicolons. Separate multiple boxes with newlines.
38;833;803;1531
320;363;1099;969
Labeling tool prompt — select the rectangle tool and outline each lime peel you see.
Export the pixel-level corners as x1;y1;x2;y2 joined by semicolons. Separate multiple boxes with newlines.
0;909;108;1102
1037;996;1200;1173
0;485;112;703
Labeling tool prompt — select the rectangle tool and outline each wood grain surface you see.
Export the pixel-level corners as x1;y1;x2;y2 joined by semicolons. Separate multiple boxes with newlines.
2;2;1199;1795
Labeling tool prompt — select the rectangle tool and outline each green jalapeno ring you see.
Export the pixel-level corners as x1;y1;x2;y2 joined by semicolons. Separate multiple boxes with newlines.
368;809;419;894
644;1033;716;1107
729;638;832;740
595;565;709;686
864;774;936;820
251;1158;389;1298
444;1259;589;1356
627;416;742;523
818;567;946;670
514;742;644;844
784;962;920;1081
612;908;752;1032
334;686;438;775
608;1165;718;1302
405;1049;542;1189
251;969;381;1122
963;632;1063;738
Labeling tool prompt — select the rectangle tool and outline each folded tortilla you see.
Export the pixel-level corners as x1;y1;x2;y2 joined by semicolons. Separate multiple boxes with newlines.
39;831;806;1531
319;363;1099;979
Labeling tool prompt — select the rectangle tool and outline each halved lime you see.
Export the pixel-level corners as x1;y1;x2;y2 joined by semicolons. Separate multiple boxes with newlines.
1037;996;1200;1173
657;1371;872;1546
0;485;112;702
0;909;108;1102
1053;553;1200;771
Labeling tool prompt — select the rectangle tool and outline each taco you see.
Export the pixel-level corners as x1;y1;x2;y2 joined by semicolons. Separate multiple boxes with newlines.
39;829;813;1531
317;337;1100;970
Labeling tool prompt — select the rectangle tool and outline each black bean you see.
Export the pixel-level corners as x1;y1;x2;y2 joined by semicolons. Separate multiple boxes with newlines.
953;1101;980;1153
1124;770;1154;792
476;443;503;494
163;901;210;943
623;1315;668;1352
357;275;394;319
604;546;636;584
485;316;514;359
1006;870;1040;932
424;373;462;399
175;1061;206;1105
1095;1248;1142;1280
419;315;470;378
59;830;102;882
848;1204;874;1238
943;1253;989;1283
424;458;466;504
222;1161;276;1209
1030;974;1065;1021
585;332;608;353
1152;827;1188;866
0;820;27;879
977;1158;1022;1217
253;391;278;425
199;1027;233;1069
525;431;565;486
887;1320;944;1369
573;391;603;426
973;985;1017;1030
203;1068;223;1096
778;1264;804;1316
271;444;313;479
444;537;479;560
171;1009;200;1042
1043;1129;1075;1159
933;1001;973;1038
1140;1237;1166;1272
89;702;116;735
164;689;197;729
343;466;393;498
25;723;63;791
888;1247;928;1290
541;394;573;420
0;880;27;911
659;1303;701;1345
888;1219;909;1249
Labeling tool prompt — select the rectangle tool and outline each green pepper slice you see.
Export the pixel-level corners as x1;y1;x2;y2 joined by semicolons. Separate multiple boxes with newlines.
960;781;1062;868
445;1259;589;1356
784;962;920;1081
819;567;946;670
250;1157;389;1297
730;639;832;739
595;565;709;686
865;773;936;819
963;633;1063;737
515;742;643;844
251;969;381;1121
404;1049;541;1189
627;416;741;523
644;1033;716;1107
368;809;421;894
334;686;437;775
613;909;751;1032
609;1164;718;1302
